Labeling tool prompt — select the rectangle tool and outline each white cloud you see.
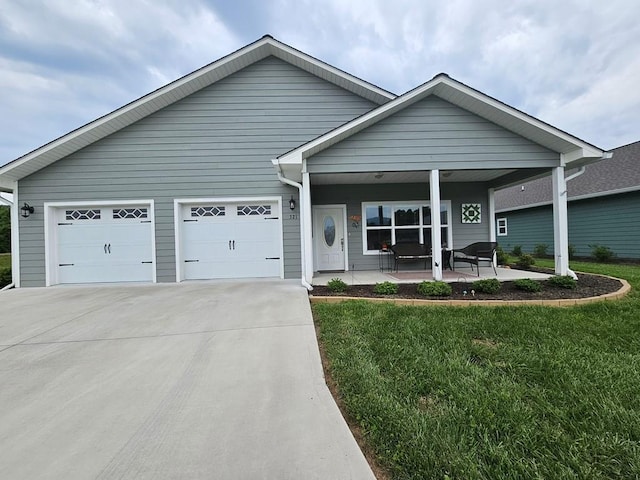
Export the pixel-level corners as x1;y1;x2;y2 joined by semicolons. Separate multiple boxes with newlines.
1;0;639;164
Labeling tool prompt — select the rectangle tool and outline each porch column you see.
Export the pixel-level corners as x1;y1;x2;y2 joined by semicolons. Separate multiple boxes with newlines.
551;164;572;277
302;170;314;284
429;169;443;281
488;188;497;268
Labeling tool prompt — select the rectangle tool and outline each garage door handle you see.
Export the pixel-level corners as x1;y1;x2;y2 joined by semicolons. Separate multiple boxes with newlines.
184;260;199;263
104;244;107;254
141;261;153;264
232;240;235;250
229;240;232;250
265;257;280;260
107;244;111;254
58;263;74;267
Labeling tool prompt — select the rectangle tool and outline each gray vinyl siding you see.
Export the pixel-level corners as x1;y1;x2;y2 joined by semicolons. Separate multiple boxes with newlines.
312;182;490;272
17;57;376;286
309;97;559;173
497;191;640;259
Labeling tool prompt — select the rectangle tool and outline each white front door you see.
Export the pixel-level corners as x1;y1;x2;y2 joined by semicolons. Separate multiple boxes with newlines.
314;206;345;271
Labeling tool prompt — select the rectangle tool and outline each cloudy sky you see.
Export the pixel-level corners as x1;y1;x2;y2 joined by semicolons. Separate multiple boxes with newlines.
1;0;639;165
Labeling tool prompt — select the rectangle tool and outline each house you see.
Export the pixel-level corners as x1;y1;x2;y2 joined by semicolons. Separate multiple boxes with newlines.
0;35;608;288
495;141;640;259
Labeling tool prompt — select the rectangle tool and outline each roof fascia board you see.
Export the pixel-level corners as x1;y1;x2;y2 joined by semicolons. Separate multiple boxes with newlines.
281;74;605;163
436;77;605;159
265;41;395;103
1;35;395;182
0;196;12;206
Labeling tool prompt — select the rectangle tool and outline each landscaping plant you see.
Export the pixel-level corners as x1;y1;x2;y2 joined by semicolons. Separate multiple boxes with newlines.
495;245;508;266
416;280;452;297
471;278;501;294
547;275;578;289
327;277;348;293
589;244;615;262
373;281;399;295
533;243;549;257
516;254;535;269
511;245;523;256
514;278;542;292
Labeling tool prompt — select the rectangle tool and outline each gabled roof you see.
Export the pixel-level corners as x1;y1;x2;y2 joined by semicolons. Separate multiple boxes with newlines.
0;35;395;186
495;140;640;212
277;73;605;168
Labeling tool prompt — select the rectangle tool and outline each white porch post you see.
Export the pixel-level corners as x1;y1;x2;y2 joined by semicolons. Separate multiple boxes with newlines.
302;169;314;284
552;164;572;277
488;188;497;267
429;169;443;281
10;182;20;287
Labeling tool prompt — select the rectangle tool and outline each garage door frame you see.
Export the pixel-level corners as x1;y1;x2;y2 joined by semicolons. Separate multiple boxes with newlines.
44;200;157;286
174;196;284;282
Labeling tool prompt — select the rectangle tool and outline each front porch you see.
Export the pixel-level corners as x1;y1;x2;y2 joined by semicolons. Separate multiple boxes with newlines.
312;265;550;286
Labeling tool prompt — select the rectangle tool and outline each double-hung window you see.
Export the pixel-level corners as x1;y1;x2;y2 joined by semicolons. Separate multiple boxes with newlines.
362;201;452;254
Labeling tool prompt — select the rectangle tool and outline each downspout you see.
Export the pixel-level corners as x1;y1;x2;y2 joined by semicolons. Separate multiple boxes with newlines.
1;283;14;292
564;166;586;279
272;159;313;291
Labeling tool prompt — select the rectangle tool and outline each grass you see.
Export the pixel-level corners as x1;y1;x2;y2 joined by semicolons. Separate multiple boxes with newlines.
313;261;640;479
0;253;10;270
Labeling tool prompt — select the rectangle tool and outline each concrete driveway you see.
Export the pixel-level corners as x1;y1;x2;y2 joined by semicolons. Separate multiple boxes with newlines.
0;281;375;479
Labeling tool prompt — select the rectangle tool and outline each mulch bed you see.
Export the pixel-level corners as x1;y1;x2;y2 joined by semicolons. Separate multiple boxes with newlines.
311;272;623;301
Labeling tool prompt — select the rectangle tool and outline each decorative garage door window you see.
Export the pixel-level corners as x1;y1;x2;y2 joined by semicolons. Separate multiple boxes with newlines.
191;206;225;217
65;209;101;220
461;203;482;223
113;208;148;219
237;205;271;216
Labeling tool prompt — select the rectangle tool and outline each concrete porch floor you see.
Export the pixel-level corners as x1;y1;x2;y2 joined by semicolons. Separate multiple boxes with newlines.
312;266;551;286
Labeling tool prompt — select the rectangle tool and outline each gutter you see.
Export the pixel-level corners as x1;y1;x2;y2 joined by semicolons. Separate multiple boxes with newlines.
271;160;313;291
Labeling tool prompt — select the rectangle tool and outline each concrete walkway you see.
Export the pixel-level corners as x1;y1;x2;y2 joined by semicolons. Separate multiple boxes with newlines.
0;281;375;479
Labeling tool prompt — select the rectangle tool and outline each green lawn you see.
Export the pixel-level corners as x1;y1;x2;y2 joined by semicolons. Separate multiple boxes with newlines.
313;262;640;479
0;253;10;270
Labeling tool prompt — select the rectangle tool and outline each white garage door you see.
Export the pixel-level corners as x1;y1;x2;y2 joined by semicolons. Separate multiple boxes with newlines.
55;205;154;284
180;201;282;280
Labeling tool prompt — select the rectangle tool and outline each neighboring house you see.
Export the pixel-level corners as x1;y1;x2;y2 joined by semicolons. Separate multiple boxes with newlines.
0;35;607;288
495;141;640;259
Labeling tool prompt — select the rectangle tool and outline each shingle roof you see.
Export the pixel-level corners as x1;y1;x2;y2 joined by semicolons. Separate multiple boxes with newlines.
495;140;640;212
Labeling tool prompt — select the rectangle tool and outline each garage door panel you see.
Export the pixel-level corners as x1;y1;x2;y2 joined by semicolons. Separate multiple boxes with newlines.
54;205;154;285
180;201;282;281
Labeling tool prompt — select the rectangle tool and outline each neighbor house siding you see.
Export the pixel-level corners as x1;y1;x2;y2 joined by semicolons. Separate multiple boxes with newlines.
17;57;377;286
308;97;559;173
497;191;640;259
312;182;489;271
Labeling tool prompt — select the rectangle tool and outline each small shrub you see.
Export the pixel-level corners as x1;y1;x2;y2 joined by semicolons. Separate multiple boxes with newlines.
589;244;615;263
417;281;452;297
533;244;549;258
511;245;523;256
547;275;577;289
373;281;399;295
0;267;11;288
327;277;348;293
516;254;535;269
495;245;508;266
471;278;501;294
568;244;576;259
514;278;542;292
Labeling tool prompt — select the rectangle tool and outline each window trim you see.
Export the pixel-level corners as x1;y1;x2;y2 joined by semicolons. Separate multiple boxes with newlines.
361;200;453;255
497;217;508;236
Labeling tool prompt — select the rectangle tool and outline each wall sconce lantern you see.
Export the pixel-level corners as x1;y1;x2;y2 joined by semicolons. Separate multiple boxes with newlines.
21;202;34;218
289;196;296;210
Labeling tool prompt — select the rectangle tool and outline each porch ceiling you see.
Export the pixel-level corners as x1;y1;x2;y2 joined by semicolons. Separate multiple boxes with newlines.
310;169;517;185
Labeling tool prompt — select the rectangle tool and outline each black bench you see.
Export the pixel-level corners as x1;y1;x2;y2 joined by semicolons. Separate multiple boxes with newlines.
390;243;431;271
452;242;498;276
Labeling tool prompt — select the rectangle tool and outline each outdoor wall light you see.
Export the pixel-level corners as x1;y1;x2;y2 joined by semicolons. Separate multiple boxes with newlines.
21;202;34;218
289;196;296;210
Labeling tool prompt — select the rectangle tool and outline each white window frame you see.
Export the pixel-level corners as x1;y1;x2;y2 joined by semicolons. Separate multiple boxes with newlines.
361;200;452;255
497;217;508;236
